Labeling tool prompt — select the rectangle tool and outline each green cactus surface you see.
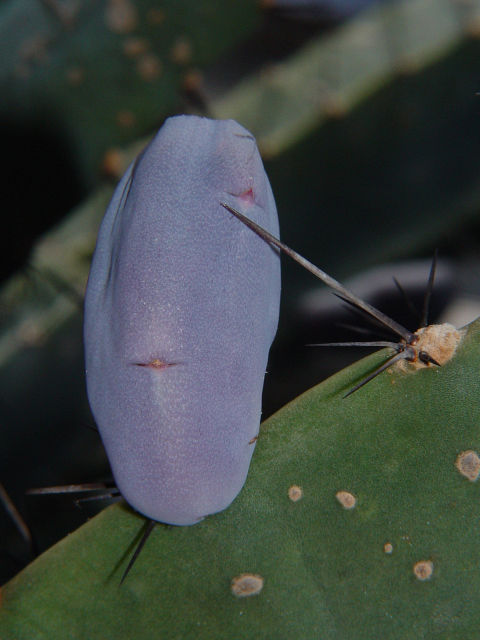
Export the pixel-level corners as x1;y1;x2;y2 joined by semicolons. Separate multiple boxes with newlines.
1;317;479;638
212;0;480;158
0;0;259;186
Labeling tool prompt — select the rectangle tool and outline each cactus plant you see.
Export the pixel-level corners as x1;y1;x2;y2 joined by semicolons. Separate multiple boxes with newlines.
0;0;260;186
2;0;480;598
84;115;281;528
1;315;479;638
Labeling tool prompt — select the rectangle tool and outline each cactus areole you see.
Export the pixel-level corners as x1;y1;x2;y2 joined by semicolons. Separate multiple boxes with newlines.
84;116;281;525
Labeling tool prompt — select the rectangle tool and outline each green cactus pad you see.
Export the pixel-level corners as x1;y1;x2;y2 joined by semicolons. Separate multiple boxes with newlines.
0;0;259;185
1;318;479;639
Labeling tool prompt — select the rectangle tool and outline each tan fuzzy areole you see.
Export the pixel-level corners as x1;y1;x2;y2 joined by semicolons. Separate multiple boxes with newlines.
335;491;356;509
288;485;303;502
395;323;464;373
231;574;264;597
413;560;434;581
455;450;480;482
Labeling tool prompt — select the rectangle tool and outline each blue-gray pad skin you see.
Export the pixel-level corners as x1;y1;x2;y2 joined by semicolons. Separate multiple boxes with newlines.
84;116;281;525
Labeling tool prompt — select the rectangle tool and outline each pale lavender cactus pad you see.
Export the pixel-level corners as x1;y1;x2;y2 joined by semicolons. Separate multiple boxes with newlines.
84;116;281;525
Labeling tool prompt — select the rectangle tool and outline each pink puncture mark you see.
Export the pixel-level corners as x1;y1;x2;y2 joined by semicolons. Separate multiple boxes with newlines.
133;359;178;370
238;188;255;206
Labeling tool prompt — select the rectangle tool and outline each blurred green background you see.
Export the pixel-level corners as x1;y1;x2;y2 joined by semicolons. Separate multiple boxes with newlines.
1;0;480;584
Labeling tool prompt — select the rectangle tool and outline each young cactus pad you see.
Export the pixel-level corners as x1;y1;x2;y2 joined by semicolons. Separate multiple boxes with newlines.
84;115;281;526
